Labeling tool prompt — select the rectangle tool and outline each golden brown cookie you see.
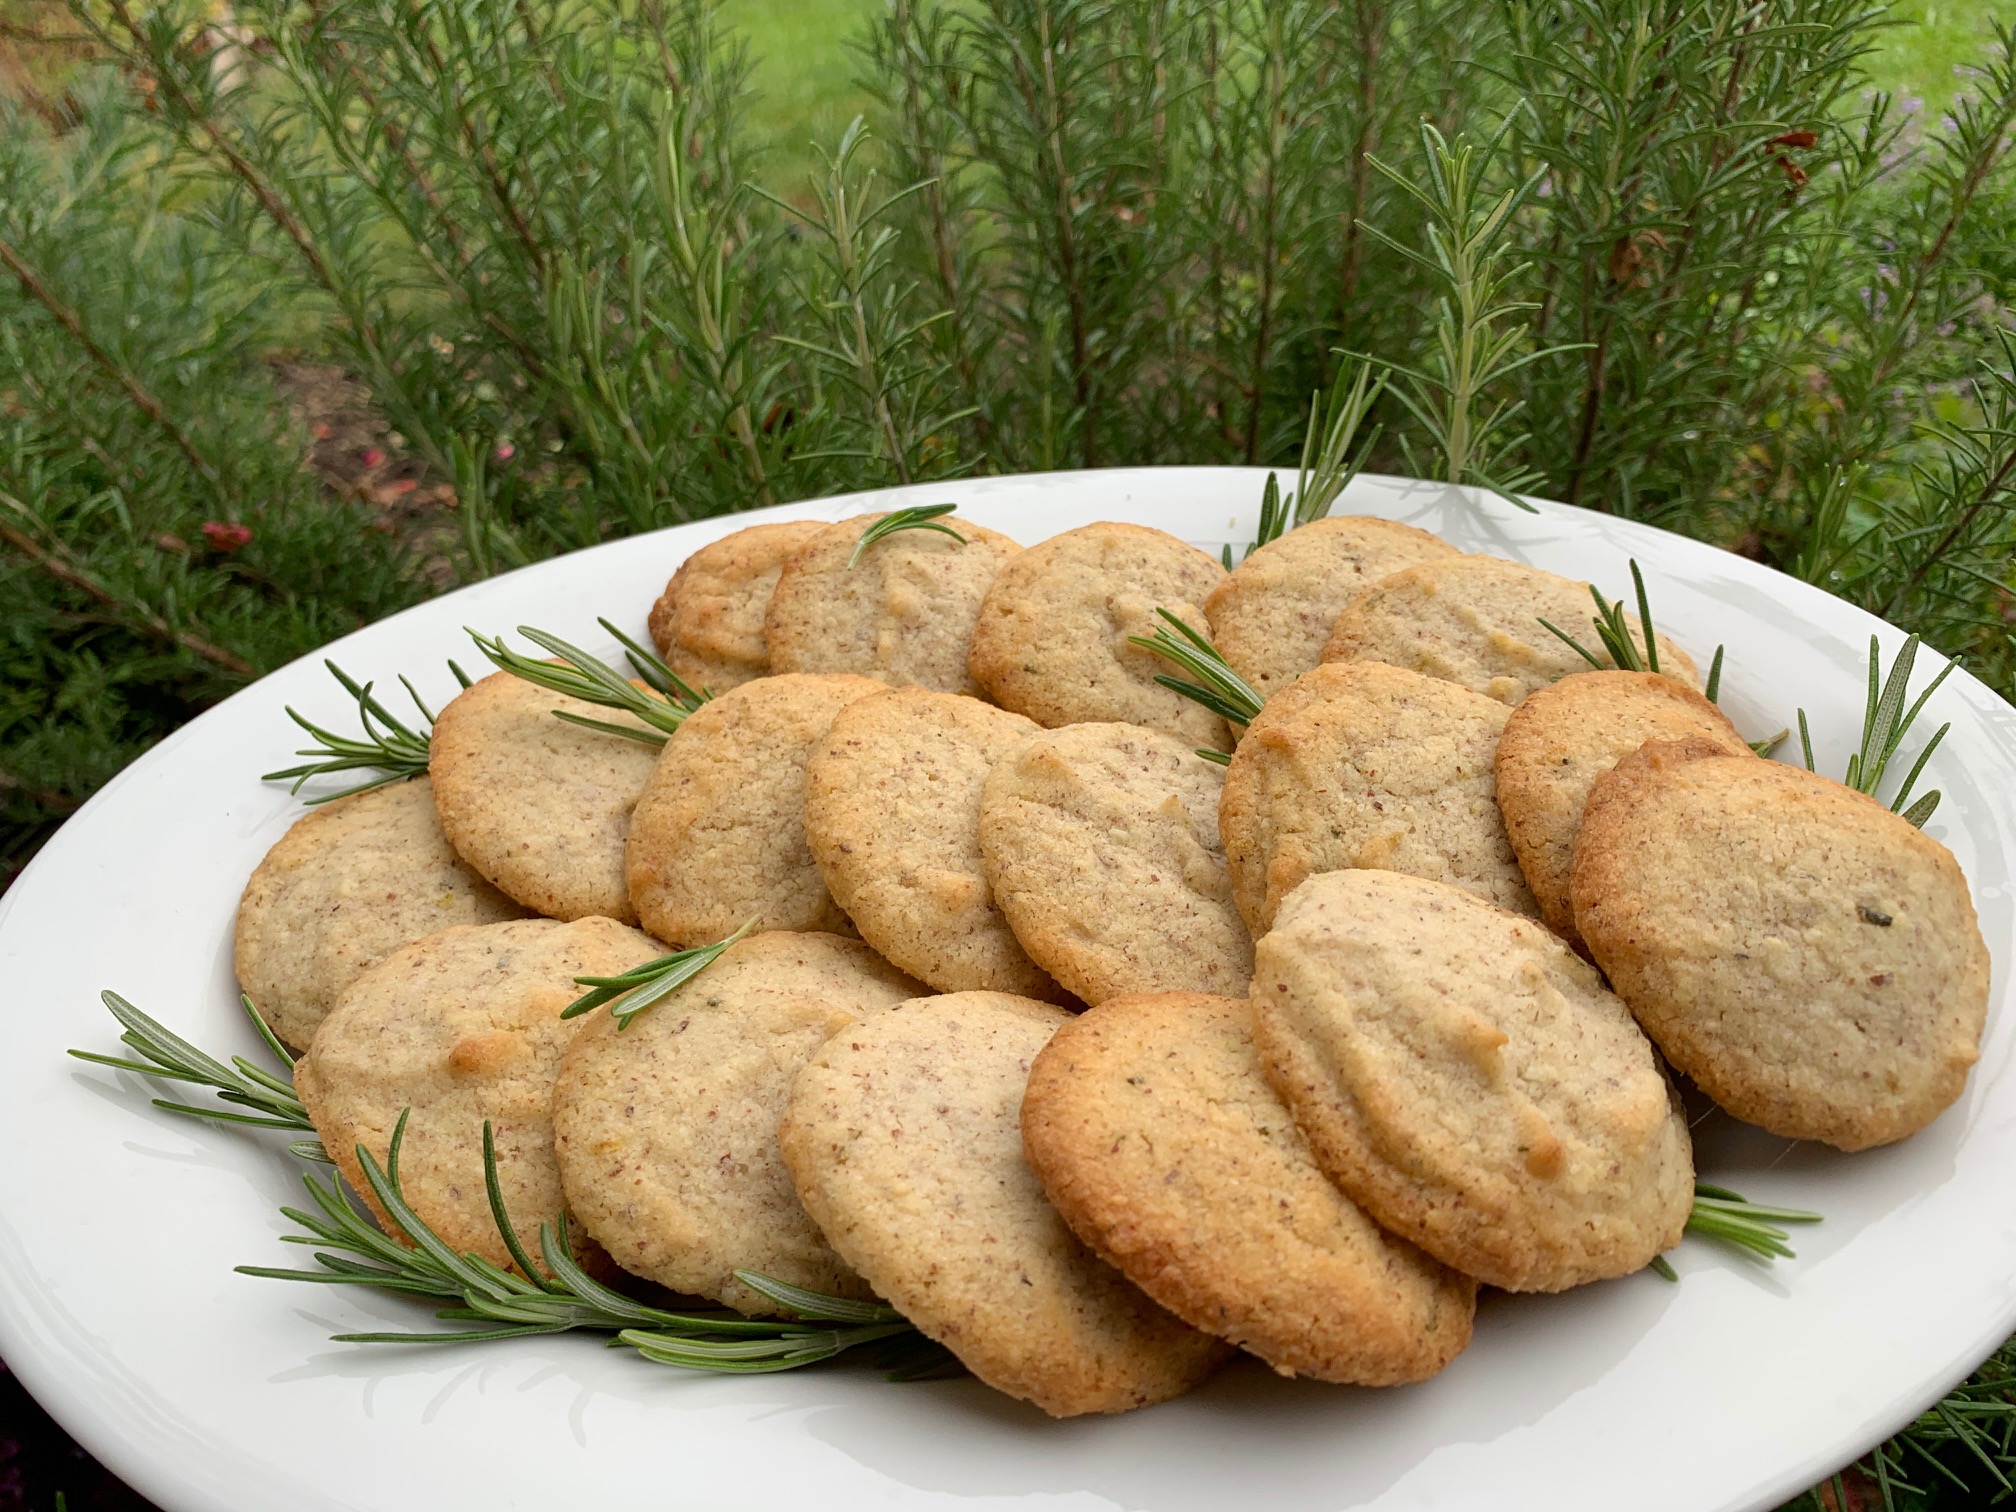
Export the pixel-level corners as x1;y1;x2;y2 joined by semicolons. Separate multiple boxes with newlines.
967;522;1230;746
778;991;1229;1416
1022;992;1476;1383
1495;672;1751;950
1252;870;1694;1292
1205;515;1460;696
802;688;1064;998
979;722;1250;1004
648;519;828;694
428;669;661;923
764;513;1021;694
294;916;661;1274
625;672;886;946
1322;555;1700;705
1572;740;1990;1151
552;932;923;1314
234;777;529;1051
1219;659;1538;935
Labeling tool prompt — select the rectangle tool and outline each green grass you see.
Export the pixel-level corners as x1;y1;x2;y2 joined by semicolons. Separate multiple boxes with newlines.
733;0;882;193
1869;0;2015;111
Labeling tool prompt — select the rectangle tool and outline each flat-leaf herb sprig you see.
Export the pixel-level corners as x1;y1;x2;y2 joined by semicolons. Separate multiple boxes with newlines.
264;659;471;804
470;619;710;745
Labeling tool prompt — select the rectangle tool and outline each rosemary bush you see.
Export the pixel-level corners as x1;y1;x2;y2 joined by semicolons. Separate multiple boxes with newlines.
1;0;2014;1498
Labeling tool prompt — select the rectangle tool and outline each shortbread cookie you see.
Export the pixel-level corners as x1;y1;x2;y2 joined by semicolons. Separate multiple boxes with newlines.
295;916;660;1274
429;669;660;923
968;522;1230;747
764;513;1021;695
553;931;922;1314
778;992;1228;1416
1322;555;1699;705
235;777;528;1050
803;689;1063;998
1205;516;1460;695
1572;740;1990;1151
626;672;886;945
648;519;827;694
1220;660;1538;935
979;723;1250;1004
1495;672;1751;949
1023;993;1476;1383
1253;870;1694;1292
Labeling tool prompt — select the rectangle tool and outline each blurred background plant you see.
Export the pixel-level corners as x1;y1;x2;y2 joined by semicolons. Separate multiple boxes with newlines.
0;3;2012;1498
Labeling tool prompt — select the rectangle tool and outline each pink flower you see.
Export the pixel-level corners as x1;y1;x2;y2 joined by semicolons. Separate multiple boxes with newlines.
494;441;516;461
361;447;386;467
201;521;253;551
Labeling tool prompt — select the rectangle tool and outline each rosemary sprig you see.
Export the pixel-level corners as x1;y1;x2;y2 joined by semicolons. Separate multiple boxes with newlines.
1650;1182;1824;1280
1126;609;1263;759
1539;559;1666;675
469;620;709;746
1798;634;1953;827
562;919;759;1026
848;504;967;566
263;659;470;804
1231;359;1387;564
243;1114;950;1375
67;991;329;1162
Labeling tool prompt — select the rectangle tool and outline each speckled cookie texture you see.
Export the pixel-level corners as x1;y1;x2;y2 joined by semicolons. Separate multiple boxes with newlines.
1572;740;1990;1151
429;668;661;924
552;931;923;1314
803;688;1064;998
625;672;886;946
979;722;1250;1004
1252;870;1694;1292
763;513;1022;695
234;777;529;1051
294;916;661;1274
967;522;1231;747
648;518;827;694
1219;659;1538;936
1322;554;1699;705
778;991;1229;1416
1495;671;1751;950
1022;992;1476;1383
1205;515;1460;696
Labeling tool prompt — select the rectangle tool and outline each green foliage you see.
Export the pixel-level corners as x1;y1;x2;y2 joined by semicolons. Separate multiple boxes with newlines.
2;6;2015;1492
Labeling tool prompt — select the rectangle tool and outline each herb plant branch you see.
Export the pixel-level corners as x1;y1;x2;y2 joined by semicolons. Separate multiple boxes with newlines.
263;660;470;804
848;504;967;566
469;621;710;744
563;920;760;1026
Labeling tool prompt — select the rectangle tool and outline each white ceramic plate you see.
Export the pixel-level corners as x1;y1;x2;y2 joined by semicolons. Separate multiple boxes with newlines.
2;468;2012;1512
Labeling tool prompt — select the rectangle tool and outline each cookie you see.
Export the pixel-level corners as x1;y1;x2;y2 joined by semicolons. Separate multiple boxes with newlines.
1253;870;1694;1292
429;668;661;923
1219;659;1538;936
234;777;529;1051
764;513;1022;695
803;688;1064;998
553;931;923;1314
967;522;1230;747
1022;992;1476;1383
1322;555;1700;705
1495;672;1751;949
778;991;1228;1416
648;519;828;694
979;722;1250;1004
294;916;661;1274
1572;740;1991;1151
1205;515;1460;696
626;672;886;946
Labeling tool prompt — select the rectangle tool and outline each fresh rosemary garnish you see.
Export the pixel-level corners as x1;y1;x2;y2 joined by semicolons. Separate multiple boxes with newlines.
263;659;470;804
1127;609;1263;759
1229;359;1387;565
562;920;758;1026
469;619;709;746
848;504;967;566
242;1114;952;1374
67;991;329;1162
1799;634;1953;828
1650;1182;1824;1280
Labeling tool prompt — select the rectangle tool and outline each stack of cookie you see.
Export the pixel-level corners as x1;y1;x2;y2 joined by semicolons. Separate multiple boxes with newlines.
235;505;1990;1417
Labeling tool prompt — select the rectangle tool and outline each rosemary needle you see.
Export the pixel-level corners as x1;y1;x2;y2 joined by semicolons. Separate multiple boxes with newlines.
562;920;759;1025
1651;1182;1824;1279
469;620;709;744
1127;609;1264;742
263;659;467;803
849;504;967;566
